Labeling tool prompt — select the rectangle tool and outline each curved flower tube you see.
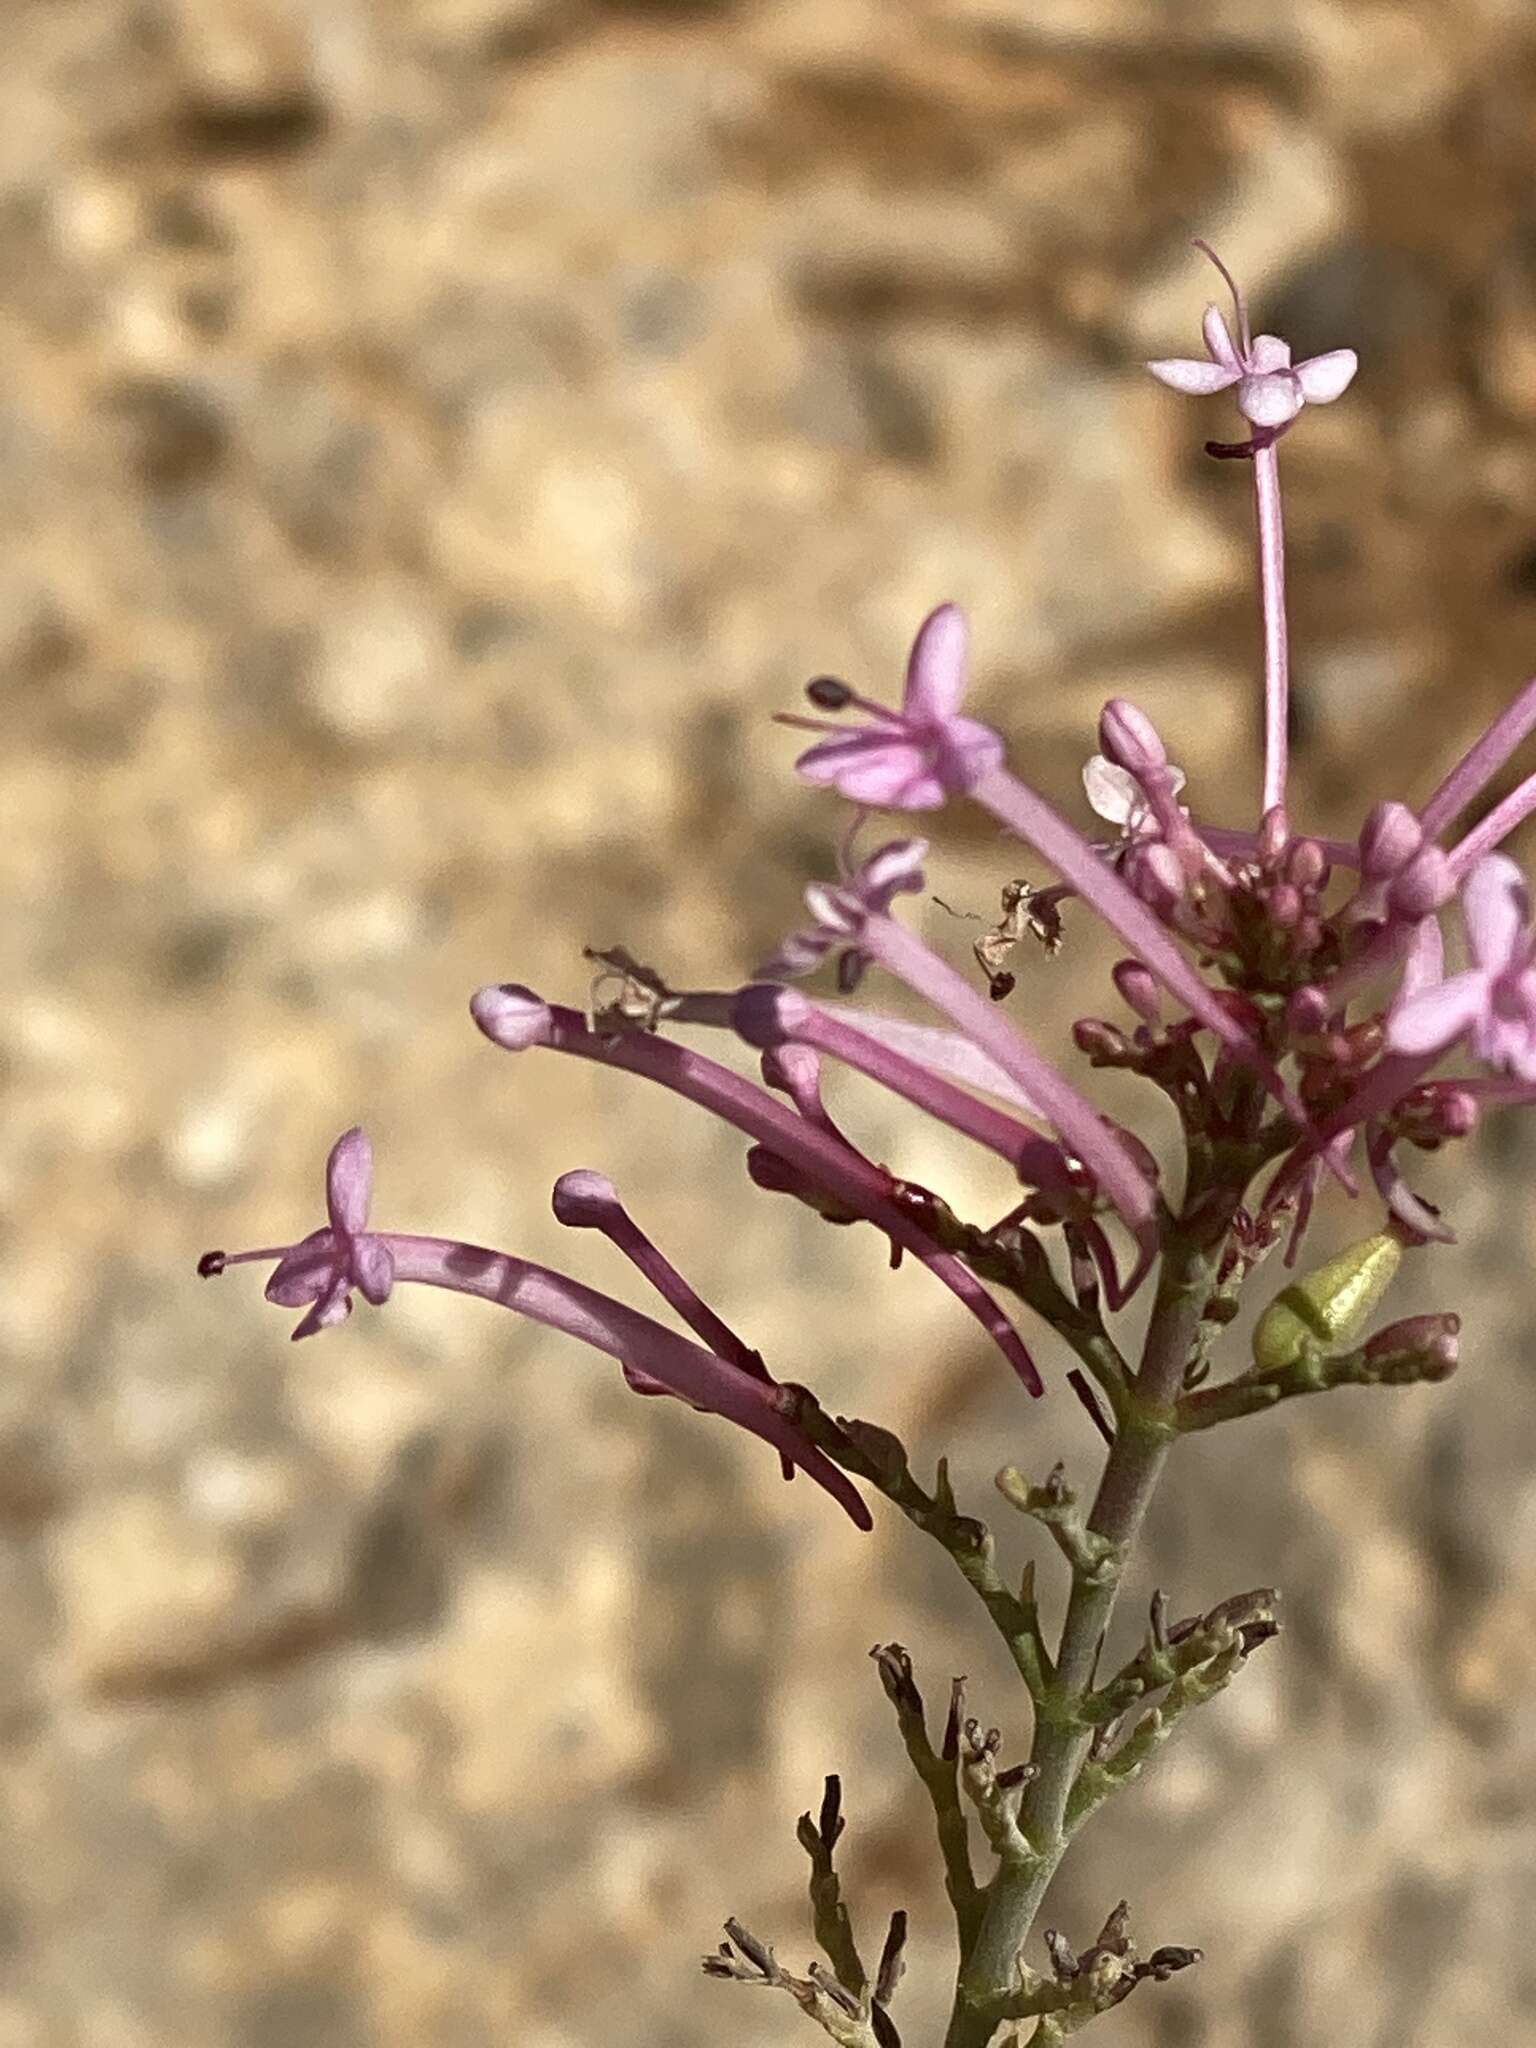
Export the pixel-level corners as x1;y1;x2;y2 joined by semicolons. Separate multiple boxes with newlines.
200;1131;871;1528
471;985;1043;1394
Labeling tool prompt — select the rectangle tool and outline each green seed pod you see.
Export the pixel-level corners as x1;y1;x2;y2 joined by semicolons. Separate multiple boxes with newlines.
1251;1233;1402;1372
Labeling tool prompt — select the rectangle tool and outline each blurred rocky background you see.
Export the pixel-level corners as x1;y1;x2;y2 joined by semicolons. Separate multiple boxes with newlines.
4;0;1536;2041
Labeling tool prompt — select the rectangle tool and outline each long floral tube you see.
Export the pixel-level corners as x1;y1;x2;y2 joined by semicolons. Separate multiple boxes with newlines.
1253;441;1290;818
343;1232;869;1527
1444;768;1536;881
968;760;1306;1125
1264;1048;1444;1215
707;985;1073;1191
1419;675;1536;839
852;915;1158;1237
471;986;1043;1393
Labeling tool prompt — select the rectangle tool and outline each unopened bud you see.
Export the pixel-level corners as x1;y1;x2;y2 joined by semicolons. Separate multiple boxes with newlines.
551;1169;621;1228
1285;985;1331;1037
1283;836;1330;891
1073;1018;1133;1064
471;982;555;1051
1362;1312;1460;1380
1430;1086;1478;1139
1358;800;1423;879
1098;697;1168;775
1387;846;1455;920
1266;881;1302;930
1112;958;1162;1023
1258;805;1289;863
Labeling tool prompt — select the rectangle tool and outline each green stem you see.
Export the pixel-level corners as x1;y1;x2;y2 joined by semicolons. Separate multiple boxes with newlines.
943;1217;1222;2048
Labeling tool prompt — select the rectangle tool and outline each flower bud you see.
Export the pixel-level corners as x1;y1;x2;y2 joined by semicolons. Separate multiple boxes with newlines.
1111;958;1162;1023
1431;1086;1478;1139
1073;1018;1133;1065
1266;882;1302;931
1386;846;1455;920
1098;698;1168;776
1362;1312;1460;1381
552;1169;621;1229
1283;837;1329;892
1258;805;1289;863
732;983;807;1049
1358;800;1423;879
1285;985;1330;1037
471;983;555;1050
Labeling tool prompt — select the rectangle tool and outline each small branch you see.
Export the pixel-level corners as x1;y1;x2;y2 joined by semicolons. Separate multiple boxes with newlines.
1082;1586;1280;1725
1066;1639;1247;1830
703;1920;883;2048
995;1463;1124;1586
870;1647;984;1955
785;1393;1053;1698
956;1716;1041;1870
796;1776;867;1998
1177;1324;1458;1433
991;1901;1203;2026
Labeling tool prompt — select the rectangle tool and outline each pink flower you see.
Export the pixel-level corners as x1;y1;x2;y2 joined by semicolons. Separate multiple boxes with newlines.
758;838;928;988
1147;305;1357;431
782;604;1004;811
1387;854;1536;1081
197;1126;395;1339
201;1131;872;1526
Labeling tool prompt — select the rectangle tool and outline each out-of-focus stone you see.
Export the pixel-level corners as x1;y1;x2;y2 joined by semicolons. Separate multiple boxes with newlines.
6;3;1536;2045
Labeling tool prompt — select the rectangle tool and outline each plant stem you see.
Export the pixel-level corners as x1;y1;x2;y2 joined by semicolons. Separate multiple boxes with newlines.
942;1219;1221;2048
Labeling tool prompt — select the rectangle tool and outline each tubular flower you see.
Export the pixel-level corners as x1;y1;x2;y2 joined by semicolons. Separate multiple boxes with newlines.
470;985;1043;1393
200;1133;871;1527
197;1126;395;1339
1146;304;1357;431
1387;855;1536;1082
782;604;1005;811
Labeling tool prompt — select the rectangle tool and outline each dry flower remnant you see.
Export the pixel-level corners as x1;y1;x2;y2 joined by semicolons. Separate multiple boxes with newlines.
201;246;1536;2047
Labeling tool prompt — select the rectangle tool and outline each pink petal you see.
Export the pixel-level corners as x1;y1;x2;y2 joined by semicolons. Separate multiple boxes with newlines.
1461;853;1527;971
860;838;929;903
1082;756;1140;826
937;716;1006;792
1295;349;1358;403
265;1229;338;1306
1146;356;1242;396
292;1280;353;1341
1386;969;1489;1056
1202;303;1241;371
795;733;941;809
1248;333;1293;372
1398;914;1444;1004
326;1126;374;1237
819;1002;1042;1113
1237;371;1303;429
351;1234;396;1306
902;603;969;724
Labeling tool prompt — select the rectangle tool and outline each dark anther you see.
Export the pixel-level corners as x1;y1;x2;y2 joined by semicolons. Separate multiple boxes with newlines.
806;675;854;709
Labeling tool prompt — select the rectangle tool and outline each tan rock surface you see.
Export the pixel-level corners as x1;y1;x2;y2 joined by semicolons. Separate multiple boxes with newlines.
4;1;1536;2041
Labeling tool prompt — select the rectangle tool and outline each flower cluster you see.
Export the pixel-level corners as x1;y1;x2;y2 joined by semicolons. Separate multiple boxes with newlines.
201;245;1536;1540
